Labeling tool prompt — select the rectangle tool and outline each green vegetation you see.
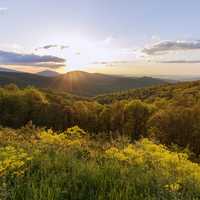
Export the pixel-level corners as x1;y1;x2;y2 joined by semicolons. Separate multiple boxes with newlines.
1;81;200;199
95;80;200;104
1;125;200;200
1;82;200;155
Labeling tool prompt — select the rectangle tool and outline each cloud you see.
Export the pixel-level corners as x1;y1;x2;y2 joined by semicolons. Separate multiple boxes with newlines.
159;60;200;64
35;44;69;51
143;40;200;55
0;7;7;14
0;50;66;68
0;7;7;11
92;60;135;66
75;52;81;55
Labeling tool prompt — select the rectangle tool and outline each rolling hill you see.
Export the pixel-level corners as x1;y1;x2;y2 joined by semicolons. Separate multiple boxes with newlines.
95;79;200;103
0;67;19;73
0;70;167;96
37;70;61;77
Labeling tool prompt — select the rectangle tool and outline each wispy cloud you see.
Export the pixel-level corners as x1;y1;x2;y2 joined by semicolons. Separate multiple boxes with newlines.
0;7;7;11
35;44;69;51
0;50;66;68
159;60;200;64
92;60;135;66
143;40;200;55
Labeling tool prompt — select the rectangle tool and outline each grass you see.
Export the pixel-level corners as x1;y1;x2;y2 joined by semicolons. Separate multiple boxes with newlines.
1;126;200;200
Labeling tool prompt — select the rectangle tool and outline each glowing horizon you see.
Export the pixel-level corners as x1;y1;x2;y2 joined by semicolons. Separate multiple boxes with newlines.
1;0;200;76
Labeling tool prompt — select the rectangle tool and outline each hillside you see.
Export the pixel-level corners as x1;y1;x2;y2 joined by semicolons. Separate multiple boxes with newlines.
95;80;200;103
0;67;19;73
0;70;167;96
0;71;52;88
37;70;60;77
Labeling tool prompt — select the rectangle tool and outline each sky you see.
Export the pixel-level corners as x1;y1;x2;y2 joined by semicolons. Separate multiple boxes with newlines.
1;0;200;75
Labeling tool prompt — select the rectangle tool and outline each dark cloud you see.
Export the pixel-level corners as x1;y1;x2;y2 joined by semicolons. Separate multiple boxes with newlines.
0;50;66;68
159;60;200;64
35;44;69;51
143;40;200;55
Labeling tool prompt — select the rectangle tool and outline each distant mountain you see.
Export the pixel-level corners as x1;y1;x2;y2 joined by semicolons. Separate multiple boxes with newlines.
0;71;51;88
152;75;200;82
53;71;168;96
0;67;19;73
37;70;60;77
94;79;200;104
0;70;168;96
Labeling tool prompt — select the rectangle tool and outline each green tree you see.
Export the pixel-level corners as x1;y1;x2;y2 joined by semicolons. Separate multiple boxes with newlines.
149;105;200;154
110;101;125;134
99;106;111;133
124;100;155;141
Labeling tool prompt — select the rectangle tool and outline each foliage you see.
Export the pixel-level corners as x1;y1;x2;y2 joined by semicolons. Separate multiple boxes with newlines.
2;82;200;156
0;146;31;177
149;105;200;154
0;127;200;199
124;100;155;141
106;139;200;195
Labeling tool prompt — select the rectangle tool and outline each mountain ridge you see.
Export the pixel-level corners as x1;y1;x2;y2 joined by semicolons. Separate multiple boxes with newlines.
37;70;61;77
0;67;20;73
0;70;168;96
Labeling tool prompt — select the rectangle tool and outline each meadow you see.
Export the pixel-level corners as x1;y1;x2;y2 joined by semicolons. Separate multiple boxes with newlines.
1;125;200;200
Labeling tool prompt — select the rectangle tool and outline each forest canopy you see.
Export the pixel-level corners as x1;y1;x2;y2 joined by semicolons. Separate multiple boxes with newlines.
1;82;200;156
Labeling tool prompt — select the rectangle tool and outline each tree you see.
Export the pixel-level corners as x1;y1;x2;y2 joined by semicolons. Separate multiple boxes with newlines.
124;100;155;141
149;105;200;154
110;101;125;134
99;106;111;133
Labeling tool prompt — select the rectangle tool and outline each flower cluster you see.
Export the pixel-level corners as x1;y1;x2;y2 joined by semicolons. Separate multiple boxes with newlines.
105;139;200;192
39;126;86;149
0;146;31;177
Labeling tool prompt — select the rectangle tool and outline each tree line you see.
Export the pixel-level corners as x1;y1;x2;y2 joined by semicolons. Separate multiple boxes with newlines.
1;83;200;155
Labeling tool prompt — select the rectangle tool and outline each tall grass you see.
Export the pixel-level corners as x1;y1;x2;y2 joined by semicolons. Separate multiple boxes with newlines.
1;126;200;200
